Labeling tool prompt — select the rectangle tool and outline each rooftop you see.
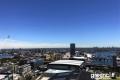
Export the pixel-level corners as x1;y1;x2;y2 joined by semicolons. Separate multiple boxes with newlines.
45;69;72;74
49;60;84;66
0;74;6;79
72;56;87;60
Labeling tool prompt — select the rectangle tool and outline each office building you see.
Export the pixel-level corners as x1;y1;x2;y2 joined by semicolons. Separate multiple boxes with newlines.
70;43;75;57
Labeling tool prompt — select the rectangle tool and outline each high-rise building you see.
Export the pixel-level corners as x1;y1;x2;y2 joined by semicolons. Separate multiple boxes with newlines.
70;43;75;57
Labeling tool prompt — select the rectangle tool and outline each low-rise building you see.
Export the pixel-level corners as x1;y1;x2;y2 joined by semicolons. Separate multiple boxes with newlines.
18;64;31;77
30;59;44;70
0;74;12;80
62;52;71;60
117;57;120;67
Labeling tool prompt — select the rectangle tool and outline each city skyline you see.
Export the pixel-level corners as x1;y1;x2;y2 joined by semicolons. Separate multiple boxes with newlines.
0;0;120;48
0;38;120;48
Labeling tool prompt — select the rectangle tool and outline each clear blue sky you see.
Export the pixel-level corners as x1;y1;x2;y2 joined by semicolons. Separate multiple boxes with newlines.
0;0;120;47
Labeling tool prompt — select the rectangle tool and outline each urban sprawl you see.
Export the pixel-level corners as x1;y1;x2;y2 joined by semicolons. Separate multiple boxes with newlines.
0;44;120;80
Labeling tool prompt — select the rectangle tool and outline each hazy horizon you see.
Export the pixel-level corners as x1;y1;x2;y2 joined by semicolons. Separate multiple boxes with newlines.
0;38;120;49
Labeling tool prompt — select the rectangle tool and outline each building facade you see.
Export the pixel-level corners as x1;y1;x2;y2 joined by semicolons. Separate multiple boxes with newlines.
70;43;75;57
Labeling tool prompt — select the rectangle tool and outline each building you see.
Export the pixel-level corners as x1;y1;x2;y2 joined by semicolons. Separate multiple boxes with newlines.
62;52;71;60
84;53;93;59
0;74;8;80
30;59;44;70
70;56;87;61
117;57;120;67
13;74;21;80
53;53;63;60
39;60;85;80
18;64;31;77
0;74;12;80
70;43;75;57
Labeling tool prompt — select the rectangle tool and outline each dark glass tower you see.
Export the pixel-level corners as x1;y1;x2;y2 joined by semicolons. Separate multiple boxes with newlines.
70;43;75;57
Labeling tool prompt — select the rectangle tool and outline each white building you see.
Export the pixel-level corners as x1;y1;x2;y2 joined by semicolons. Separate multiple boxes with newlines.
0;74;12;80
62;52;71;59
117;57;120;67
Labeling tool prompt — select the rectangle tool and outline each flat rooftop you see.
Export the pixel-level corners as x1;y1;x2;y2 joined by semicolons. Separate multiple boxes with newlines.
72;56;87;60
49;60;84;66
0;74;6;79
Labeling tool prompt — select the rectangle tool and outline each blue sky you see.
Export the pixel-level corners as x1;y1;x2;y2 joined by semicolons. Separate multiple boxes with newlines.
0;0;120;48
